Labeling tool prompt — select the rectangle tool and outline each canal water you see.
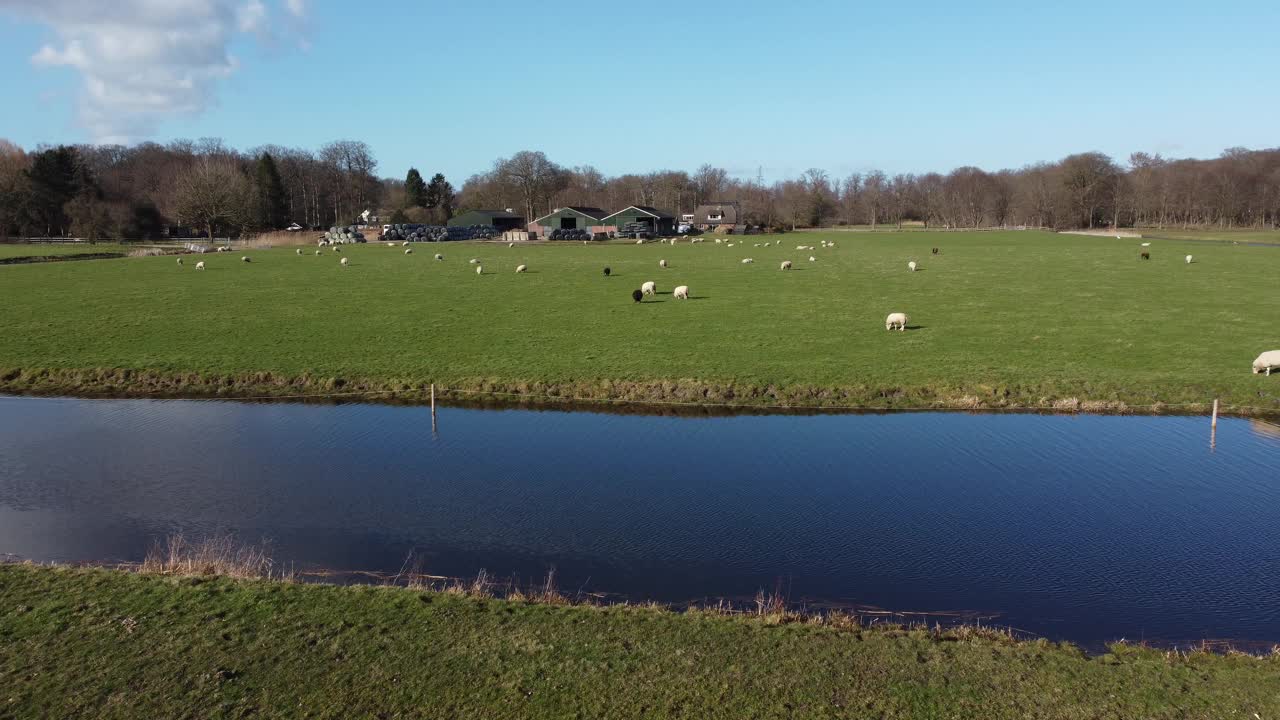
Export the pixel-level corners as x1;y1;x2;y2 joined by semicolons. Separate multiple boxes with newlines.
1;395;1277;648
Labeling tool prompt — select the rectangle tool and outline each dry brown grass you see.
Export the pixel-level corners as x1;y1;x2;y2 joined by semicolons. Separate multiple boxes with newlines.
241;230;319;248
139;533;291;581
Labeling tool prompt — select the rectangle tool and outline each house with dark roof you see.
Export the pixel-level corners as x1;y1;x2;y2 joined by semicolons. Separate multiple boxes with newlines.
602;206;675;236
689;201;744;231
447;209;525;231
531;207;610;233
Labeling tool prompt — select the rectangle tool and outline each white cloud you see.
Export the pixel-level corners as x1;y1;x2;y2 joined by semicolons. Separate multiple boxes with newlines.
1;0;307;142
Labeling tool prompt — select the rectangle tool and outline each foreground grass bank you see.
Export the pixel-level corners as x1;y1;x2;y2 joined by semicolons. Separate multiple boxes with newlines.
1;231;1277;414
2;565;1277;718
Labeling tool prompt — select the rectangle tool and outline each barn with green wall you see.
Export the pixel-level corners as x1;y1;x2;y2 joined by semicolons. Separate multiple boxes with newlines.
532;207;609;231
603;206;676;235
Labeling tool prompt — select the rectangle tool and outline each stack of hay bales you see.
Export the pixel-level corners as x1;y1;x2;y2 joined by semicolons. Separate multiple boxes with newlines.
379;224;500;242
324;226;366;244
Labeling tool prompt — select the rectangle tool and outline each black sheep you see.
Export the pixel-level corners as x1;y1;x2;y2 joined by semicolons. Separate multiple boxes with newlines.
632;289;643;303
931;247;939;255
603;267;611;277
1140;252;1150;260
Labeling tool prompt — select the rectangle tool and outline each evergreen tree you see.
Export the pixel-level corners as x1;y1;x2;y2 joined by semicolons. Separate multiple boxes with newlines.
253;152;287;229
24;146;80;236
425;173;455;222
404;168;427;208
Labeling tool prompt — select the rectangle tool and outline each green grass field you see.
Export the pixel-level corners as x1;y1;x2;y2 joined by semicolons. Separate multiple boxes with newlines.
2;564;1277;719
1;230;1277;413
1135;228;1280;245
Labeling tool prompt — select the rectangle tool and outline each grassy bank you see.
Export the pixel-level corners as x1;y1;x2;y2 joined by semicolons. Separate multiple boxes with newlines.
1;230;1276;414
2;564;1277;718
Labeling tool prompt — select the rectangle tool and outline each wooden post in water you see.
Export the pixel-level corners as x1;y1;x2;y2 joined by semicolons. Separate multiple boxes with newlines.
1211;398;1219;450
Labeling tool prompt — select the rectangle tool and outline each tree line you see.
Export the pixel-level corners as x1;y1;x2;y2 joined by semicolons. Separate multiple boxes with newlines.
2;138;1277;241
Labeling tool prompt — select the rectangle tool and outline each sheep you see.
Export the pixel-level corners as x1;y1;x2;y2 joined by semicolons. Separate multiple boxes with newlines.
908;261;917;272
1185;254;1193;264
195;261;205;270
781;260;792;270
636;239;643;245
809;256;816;262
516;264;527;273
315;250;321;256
434;253;443;261
296;248;303;255
469;258;479;264
885;312;908;331
405;248;413;255
931;247;939;255
341;257;349;267
659;259;667;268
386;242;395;247
603;267;611;277
402;241;410;247
333;246;341;253
1253;350;1280;375
632;289;644;303
508;242;514;248
241;256;251;263
1141;242;1151;247
715;238;722;244
1140;252;1150;260
641;280;656;296
476;265;483;275
741;258;753;264
673;285;689;300
176;257;183;265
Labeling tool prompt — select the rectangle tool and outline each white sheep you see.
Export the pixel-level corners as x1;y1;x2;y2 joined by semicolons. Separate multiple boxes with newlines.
296;248;302;255
386;242;395;247
659;259;668;268
404;248;413;255
1141;242;1151;247
673;285;689;300
476;265;483;275
741;258;753;264
781;260;792;270
341;257;349;267
641;280;656;296
195;261;205;270
885;312;909;331
809;256;816;262
636;239;643;245
508;242;514;248
176;257;183;265
241;256;251;263
516;264;527;273
715;238;722;244
908;261;917;272
435;253;443;261
1185;254;1193;264
333;246;341;253
315;250;321;256
1253;350;1280;375
402;241;410;247
469;258;479;264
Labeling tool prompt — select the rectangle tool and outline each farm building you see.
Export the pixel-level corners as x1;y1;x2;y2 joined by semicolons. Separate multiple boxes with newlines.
531;207;610;233
689;201;744;231
448;209;525;231
603;206;676;236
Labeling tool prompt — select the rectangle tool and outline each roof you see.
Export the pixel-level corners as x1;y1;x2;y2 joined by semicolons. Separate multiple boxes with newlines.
458;209;524;219
533;206;610;223
602;205;675;221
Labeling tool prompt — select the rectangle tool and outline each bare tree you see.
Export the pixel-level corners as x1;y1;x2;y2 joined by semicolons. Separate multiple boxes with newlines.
495;151;568;222
0;139;30;240
174;157;250;240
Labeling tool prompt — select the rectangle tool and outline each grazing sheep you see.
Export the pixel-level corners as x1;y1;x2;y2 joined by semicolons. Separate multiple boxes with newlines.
673;285;689;300
508;242;514;248
1140;252;1150;260
341;257;349;267
781;260;792;270
434;253;443;260
241;256;251;263
1253;350;1280;375
603;267;611;277
741;258;753;264
296;248;303;255
469;258;479;264
1185;254;1193;264
659;259;667;268
315;250;321;256
405;248;413;255
386;242;395;247
632;289;644;303
636;239;643;245
931;247;939;255
641;281;656;295
176;257;183;265
1141;242;1151;247
476;265;483;275
195;261;205;270
402;241;410;247
715;238;722;244
885;312;909;331
908;261;917;272
516;264;527;273
333;246;341;253
809;256;816;262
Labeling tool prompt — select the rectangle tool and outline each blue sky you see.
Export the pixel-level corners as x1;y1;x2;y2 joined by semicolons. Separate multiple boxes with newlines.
1;0;1277;183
